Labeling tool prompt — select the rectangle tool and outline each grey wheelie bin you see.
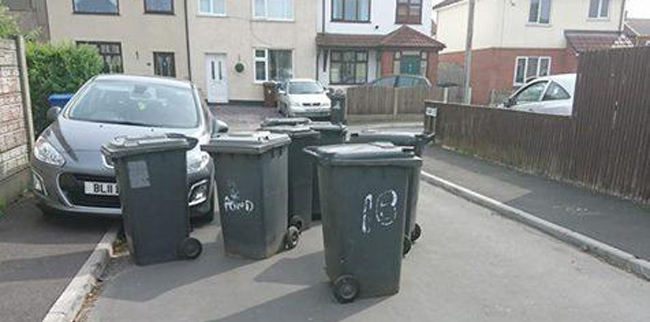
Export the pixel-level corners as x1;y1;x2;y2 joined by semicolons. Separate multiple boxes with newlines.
201;132;299;259
260;117;310;127
305;143;422;303
309;122;348;220
101;134;202;266
260;125;320;231
349;131;434;243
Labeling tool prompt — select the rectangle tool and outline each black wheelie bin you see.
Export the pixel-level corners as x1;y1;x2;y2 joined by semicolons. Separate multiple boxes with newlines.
260;125;320;232
202;131;299;259
308;122;348;220
260;117;311;127
102;134;202;266
349;131;434;243
305;143;422;303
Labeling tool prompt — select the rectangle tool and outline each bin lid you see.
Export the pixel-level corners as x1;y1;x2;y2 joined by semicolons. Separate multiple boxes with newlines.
261;117;311;127
309;121;348;134
305;142;421;167
349;130;434;146
261;125;320;139
201;131;290;155
101;133;196;159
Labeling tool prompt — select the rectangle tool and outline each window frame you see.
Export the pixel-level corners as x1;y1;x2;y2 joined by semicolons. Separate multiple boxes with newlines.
588;0;610;19
331;0;371;23
513;56;552;86
198;0;227;16
72;0;120;15
528;0;551;25
329;50;369;85
253;48;294;83
144;0;174;15
76;41;124;73
253;0;294;21
395;0;422;25
153;52;177;78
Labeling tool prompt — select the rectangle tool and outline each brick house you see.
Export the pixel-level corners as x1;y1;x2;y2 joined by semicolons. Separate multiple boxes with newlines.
316;0;445;89
624;18;650;46
433;0;632;105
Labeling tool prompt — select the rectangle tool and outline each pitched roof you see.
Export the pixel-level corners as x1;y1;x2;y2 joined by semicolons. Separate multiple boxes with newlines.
626;18;650;36
432;0;462;11
565;30;634;54
381;26;446;49
317;26;445;50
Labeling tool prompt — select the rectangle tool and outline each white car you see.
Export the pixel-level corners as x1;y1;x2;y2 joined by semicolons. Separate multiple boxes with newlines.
502;74;576;116
277;79;332;119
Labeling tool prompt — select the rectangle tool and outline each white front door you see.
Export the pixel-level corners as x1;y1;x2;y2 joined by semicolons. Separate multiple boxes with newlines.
205;54;228;104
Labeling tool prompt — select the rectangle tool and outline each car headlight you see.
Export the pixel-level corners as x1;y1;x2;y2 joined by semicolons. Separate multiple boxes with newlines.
34;136;65;167
187;151;210;173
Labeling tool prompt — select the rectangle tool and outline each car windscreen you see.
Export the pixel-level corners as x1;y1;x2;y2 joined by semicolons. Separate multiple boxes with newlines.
67;80;200;128
289;81;323;94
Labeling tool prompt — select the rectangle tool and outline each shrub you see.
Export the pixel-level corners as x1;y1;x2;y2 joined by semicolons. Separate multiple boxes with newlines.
26;42;104;133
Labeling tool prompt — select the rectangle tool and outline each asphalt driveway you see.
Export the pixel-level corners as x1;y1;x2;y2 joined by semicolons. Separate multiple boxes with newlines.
82;183;650;322
0;198;113;322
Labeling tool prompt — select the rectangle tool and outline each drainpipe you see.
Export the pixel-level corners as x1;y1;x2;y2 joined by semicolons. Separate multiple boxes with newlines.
184;0;193;81
618;0;627;32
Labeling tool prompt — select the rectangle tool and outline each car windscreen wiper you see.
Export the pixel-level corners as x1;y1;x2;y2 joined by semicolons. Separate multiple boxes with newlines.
101;120;159;127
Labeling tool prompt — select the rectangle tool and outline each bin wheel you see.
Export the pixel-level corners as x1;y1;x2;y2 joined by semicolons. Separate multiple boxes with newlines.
284;226;300;250
332;275;360;304
178;237;203;260
289;216;304;231
410;223;422;242
403;236;412;256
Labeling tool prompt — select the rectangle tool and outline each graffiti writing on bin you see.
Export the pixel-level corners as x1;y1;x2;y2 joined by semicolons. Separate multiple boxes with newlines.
223;180;254;214
362;189;398;235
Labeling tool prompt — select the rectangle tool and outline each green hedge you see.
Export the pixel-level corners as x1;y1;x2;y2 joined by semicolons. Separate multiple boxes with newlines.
26;42;104;134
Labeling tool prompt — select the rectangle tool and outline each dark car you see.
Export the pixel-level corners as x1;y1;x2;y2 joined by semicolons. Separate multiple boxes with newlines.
30;75;227;221
367;75;432;88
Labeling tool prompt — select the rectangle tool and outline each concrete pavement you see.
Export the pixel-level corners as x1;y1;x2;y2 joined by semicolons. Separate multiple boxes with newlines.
0;198;113;322
83;183;650;322
422;146;650;261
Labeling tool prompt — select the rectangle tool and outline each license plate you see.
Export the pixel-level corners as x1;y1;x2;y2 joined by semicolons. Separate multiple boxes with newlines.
84;181;119;196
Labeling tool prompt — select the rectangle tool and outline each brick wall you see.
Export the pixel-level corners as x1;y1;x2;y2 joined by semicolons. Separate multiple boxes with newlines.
0;38;31;205
439;48;577;105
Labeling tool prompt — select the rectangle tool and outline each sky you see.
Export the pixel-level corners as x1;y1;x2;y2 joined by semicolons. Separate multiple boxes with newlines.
431;0;650;18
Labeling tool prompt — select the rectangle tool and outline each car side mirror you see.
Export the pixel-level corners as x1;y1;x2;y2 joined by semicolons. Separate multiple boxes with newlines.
504;97;516;108
214;119;229;135
47;106;62;122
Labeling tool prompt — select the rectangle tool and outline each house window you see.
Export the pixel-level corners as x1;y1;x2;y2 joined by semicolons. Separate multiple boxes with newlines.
154;52;176;77
396;0;422;24
514;56;551;85
588;0;609;18
254;49;293;82
199;0;226;15
330;50;368;84
528;0;551;24
254;0;293;20
144;0;173;14
77;41;123;73
332;0;370;23
73;0;119;14
393;51;428;76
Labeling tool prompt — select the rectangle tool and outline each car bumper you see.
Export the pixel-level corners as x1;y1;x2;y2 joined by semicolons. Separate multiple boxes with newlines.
288;107;331;118
31;159;214;219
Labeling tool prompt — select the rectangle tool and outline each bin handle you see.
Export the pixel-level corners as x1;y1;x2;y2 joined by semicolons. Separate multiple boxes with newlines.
303;146;320;159
417;132;436;144
167;133;198;150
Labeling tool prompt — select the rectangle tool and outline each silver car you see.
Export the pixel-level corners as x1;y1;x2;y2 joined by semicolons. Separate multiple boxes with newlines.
502;74;576;116
30;75;226;221
277;79;332;119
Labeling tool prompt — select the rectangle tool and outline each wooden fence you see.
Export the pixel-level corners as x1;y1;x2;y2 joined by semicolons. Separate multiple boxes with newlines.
346;86;460;117
428;46;650;203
